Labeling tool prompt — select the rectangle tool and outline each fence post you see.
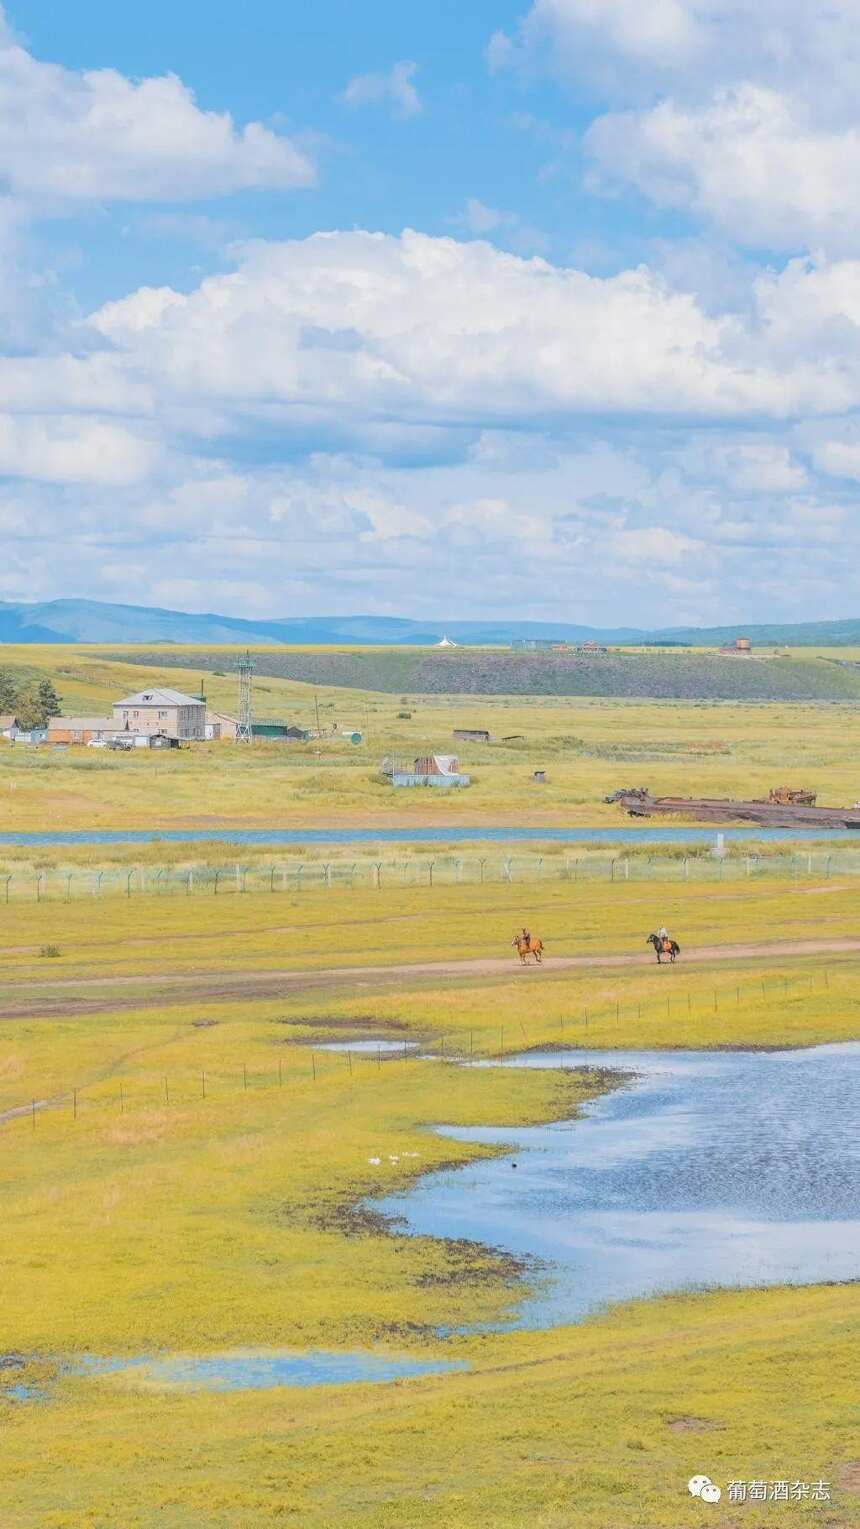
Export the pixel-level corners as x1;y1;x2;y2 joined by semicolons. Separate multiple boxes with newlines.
374;862;382;889
125;870;134;899
4;876;11;904
479;858;486;884
66;872;74;902
428;860;435;887
214;870;220;895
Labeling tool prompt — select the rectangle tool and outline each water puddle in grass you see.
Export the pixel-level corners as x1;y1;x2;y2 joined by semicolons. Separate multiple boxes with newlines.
316;1040;418;1054
374;1043;860;1329
0;1350;465;1401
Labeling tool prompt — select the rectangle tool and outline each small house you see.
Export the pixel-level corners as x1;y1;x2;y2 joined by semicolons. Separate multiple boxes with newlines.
453;728;490;744
719;636;753;655
533;770;548;784
206;711;239;741
47;716;115;745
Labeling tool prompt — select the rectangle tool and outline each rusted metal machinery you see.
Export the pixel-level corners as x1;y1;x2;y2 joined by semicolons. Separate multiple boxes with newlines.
605;786;860;829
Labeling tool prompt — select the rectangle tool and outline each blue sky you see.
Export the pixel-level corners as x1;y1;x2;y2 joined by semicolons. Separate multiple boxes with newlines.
3;0;860;624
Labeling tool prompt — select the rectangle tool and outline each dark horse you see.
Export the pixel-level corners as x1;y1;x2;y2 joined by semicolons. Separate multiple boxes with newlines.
647;933;680;964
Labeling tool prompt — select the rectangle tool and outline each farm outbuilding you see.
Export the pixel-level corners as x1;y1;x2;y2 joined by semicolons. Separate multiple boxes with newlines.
48;716;115;745
453;728;490;744
382;753;471;788
205;711;239;741
0;715;19;739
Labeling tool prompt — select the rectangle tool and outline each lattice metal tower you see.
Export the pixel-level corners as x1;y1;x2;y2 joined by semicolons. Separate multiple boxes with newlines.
236;650;254;743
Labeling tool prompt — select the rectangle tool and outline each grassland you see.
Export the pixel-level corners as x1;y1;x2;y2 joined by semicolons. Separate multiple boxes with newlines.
105;643;860;701
2;643;860;832
1;876;858;1526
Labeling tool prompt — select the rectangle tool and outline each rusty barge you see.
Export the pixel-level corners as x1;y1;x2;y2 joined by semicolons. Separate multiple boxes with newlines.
606;787;860;830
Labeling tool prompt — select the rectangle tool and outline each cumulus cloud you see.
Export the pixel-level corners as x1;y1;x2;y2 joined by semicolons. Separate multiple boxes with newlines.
340;61;422;119
497;0;860;107
500;1;860;254
0;414;156;484
0;25;314;205
88;229;858;425
588;86;860;253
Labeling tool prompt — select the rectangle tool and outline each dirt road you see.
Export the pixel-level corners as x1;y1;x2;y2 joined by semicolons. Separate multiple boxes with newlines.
1;934;858;1021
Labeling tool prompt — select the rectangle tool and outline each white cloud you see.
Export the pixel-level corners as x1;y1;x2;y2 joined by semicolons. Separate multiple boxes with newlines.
812;441;860;483
89;229;856;425
0;413;156;484
498;0;860;108
453;199;550;255
0;26;314;205
340;61;422;119
501;2;860;254
588;86;860;252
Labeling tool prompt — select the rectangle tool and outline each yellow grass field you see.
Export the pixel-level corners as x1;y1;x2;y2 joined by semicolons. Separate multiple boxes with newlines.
2;643;860;831
1;876;858;1526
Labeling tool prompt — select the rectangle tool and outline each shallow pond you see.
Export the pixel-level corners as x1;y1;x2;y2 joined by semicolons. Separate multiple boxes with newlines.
375;1043;860;1329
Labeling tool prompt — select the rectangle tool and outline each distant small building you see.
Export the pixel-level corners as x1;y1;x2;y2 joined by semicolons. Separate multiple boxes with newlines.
720;636;753;655
383;753;470;788
48;716;115;745
13;728;48;745
453;728;490;744
113;689;206;740
251;721;310;742
533;770;548;784
511;638;570;652
206;711;239;741
575;640;608;655
0;715;18;739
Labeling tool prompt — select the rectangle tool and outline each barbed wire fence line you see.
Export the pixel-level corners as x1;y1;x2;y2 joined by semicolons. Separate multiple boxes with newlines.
0;965;844;1138
1;849;858;904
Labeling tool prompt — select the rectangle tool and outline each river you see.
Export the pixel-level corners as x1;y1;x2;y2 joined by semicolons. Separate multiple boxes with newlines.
1;826;858;847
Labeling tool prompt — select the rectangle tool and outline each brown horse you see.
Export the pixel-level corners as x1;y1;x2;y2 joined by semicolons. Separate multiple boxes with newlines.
512;935;544;965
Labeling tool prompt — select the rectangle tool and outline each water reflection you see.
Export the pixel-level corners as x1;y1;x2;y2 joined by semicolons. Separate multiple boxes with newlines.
375;1044;860;1328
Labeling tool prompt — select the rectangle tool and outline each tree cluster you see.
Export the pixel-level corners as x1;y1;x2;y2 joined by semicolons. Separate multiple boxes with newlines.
0;671;62;730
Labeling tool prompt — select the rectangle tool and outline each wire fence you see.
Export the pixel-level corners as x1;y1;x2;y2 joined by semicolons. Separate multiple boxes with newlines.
0;965;839;1137
4;849;860;903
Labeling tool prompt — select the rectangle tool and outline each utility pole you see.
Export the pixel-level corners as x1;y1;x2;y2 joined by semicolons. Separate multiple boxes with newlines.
314;691;322;739
236;651;254;744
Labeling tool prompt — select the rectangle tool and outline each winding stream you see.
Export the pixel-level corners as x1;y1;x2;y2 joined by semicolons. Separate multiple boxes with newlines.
375;1043;860;1329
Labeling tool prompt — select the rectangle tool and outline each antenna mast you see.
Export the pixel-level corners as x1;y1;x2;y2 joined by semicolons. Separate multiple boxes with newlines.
236;650;254;743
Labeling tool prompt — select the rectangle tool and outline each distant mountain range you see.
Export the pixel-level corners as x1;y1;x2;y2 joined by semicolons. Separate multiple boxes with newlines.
2;598;860;648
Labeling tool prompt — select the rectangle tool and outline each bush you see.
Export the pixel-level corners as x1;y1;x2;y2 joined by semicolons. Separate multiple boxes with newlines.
39;945;61;958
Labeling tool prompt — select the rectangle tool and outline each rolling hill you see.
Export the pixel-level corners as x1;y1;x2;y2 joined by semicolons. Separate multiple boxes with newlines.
4;598;860;648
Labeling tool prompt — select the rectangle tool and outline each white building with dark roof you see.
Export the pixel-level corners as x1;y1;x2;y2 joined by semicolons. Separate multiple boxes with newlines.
113;688;206;740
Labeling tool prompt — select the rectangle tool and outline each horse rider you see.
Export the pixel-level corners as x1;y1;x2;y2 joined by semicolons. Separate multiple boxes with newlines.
657;924;671;953
521;927;532;951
